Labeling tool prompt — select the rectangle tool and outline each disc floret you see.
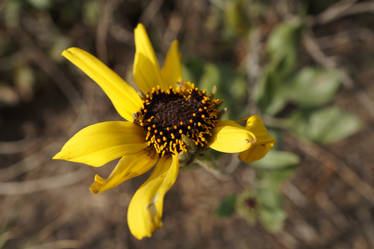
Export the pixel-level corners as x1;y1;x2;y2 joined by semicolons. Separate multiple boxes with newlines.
135;82;221;156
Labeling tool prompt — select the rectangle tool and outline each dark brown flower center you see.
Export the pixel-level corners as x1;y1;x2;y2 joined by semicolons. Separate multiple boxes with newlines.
134;83;221;156
245;197;257;210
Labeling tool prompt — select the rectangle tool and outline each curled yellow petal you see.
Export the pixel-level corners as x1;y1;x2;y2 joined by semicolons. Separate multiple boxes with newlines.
127;155;179;240
53;121;147;167
161;40;182;88
62;47;142;122
209;120;255;153
90;150;158;194
239;115;276;163
133;23;166;93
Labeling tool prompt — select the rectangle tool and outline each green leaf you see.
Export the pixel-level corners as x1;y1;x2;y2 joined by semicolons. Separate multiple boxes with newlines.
267;128;283;150
288;106;362;144
289;67;342;107
83;0;100;26
224;0;251;36
255;70;289;115
257;172;288;233
199;63;221;93
267;20;302;77
258;167;296;189
258;184;282;207
259;206;286;233
28;0;52;9
199;63;247;119
4;0;21;28
182;65;194;83
182;57;205;83
255;20;303;115
252;150;300;170
253;150;297;232
216;194;237;217
267;21;300;54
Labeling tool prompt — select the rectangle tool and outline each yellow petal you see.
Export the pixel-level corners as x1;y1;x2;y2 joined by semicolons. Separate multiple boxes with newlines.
161;40;182;88
90;150;158;194
239;115;276;163
62;47;142;122
209;120;256;153
53;121;147;167
133;23;166;93
127;155;179;240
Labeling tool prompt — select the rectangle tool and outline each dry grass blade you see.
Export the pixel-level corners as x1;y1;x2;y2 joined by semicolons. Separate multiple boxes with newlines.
24;240;80;249
0;170;87;195
0;138;39;154
0;142;59;181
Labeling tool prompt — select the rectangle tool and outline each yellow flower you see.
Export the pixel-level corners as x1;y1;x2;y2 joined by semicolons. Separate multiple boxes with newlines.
53;23;275;240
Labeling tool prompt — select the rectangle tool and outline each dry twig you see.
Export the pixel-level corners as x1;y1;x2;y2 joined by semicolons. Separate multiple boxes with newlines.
140;0;165;25
195;159;231;181
110;24;134;44
286;133;374;205
245;28;262;115
96;0;120;63
303;31;374;119
311;0;374;25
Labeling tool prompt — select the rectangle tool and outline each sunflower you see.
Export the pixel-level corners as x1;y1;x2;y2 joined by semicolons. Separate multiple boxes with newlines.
53;23;275;239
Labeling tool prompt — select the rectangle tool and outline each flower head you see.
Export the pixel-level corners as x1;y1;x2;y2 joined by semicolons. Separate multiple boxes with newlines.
135;83;221;155
53;23;275;239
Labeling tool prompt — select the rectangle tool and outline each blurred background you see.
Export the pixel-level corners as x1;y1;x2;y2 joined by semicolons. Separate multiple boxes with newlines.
1;0;374;248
